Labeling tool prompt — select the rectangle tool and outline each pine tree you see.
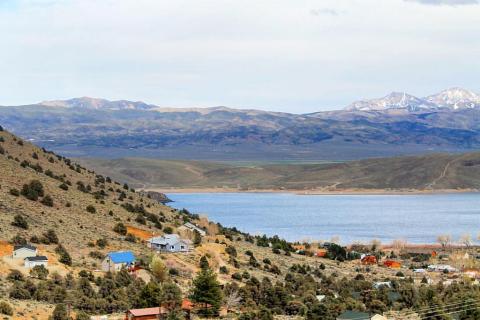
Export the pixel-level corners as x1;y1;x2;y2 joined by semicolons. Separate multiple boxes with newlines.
199;255;209;270
193;230;202;246
49;303;70;320
190;267;223;317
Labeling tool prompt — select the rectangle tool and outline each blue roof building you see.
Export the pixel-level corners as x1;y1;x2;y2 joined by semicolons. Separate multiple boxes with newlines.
102;251;136;272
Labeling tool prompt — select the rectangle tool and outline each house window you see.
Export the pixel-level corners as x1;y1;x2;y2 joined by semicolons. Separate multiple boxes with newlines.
170;246;174;249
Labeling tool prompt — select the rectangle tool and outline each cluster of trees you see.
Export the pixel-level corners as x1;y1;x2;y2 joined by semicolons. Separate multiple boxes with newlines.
227;264;480;320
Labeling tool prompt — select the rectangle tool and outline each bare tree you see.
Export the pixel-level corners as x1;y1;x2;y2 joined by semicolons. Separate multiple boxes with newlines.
459;233;472;249
224;289;241;312
392;239;407;252
371;239;382;252
436;234;451;250
330;236;341;245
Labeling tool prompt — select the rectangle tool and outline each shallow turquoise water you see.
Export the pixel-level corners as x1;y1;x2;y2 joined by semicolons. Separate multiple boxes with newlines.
167;192;480;244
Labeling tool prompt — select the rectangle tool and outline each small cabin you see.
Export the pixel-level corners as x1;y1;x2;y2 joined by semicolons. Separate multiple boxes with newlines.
13;244;37;259
24;256;48;268
102;251;136;272
178;222;206;237
147;234;191;253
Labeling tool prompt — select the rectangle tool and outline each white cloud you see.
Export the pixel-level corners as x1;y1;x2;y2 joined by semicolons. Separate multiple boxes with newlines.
0;0;479;112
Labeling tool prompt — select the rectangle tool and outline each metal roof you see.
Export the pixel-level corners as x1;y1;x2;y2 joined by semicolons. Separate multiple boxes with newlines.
107;251;136;264
25;256;48;261
14;244;37;252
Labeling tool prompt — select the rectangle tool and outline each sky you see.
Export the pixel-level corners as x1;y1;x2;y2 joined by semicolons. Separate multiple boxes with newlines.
1;0;480;113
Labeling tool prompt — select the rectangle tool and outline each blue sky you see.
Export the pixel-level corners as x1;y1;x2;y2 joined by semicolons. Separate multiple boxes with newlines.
1;0;479;113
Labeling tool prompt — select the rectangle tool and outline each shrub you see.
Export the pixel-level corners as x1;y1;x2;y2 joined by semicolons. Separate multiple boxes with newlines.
75;311;90;320
225;245;237;257
51;304;68;320
163;226;173;234
21;180;44;201
55;244;72;266
125;233;137;243
169;268;179;276
219;266;229;274
86;205;96;213
113;223;127;235
11;234;27;245
231;272;242;280
59;183;69;191
0;301;13;316
9;284;30;299
0;145;4;155
30;265;49;279
9;188;20;196
11;214;28;229
7;270;24;282
89;251;105;260
135;214;146;225
41;229;59;244
41;195;54;207
96;238;108;248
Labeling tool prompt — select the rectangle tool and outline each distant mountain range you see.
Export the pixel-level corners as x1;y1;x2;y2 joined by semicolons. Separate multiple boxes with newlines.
346;88;480;112
1;87;480;161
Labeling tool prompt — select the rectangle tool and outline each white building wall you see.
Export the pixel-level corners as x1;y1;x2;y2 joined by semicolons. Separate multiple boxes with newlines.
13;248;37;259
24;260;48;268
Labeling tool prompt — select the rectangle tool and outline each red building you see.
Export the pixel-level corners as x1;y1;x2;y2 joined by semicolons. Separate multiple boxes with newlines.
361;255;377;265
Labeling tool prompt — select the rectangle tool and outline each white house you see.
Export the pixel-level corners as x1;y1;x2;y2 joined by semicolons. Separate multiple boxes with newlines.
24;256;48;268
428;264;458;273
13;244;37;259
147;234;191;253
178;222;206;237
373;281;392;289
101;251;136;272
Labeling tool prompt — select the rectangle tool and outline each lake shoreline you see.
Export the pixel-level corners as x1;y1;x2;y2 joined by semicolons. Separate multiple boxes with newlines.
146;187;478;196
166;192;480;244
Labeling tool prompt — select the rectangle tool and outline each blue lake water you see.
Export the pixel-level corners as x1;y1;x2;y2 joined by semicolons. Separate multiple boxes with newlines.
167;192;480;244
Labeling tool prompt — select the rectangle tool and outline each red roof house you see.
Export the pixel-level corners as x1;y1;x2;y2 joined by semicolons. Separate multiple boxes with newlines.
361;255;377;265
125;307;167;320
383;260;401;269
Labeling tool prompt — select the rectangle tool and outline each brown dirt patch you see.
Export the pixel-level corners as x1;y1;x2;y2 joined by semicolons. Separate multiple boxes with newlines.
126;225;156;240
0;240;13;257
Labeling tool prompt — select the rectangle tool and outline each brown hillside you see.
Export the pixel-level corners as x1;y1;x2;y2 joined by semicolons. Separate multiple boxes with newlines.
81;153;480;191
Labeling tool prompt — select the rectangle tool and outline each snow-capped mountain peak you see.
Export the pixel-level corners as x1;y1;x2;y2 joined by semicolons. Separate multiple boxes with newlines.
346;88;480;112
424;87;480;110
346;91;435;112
